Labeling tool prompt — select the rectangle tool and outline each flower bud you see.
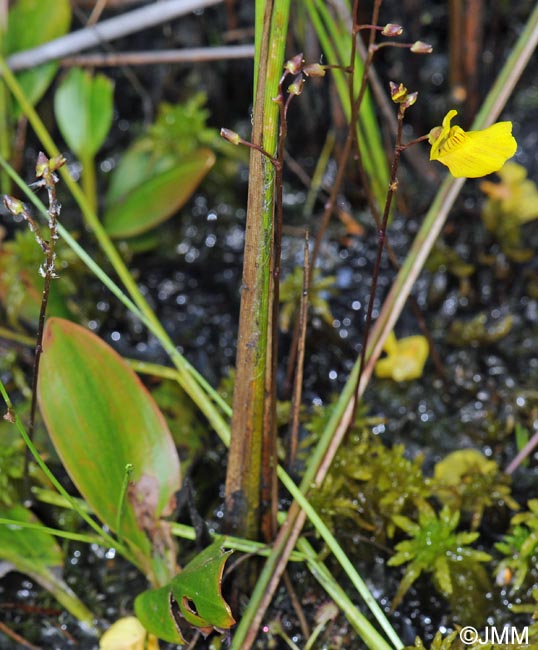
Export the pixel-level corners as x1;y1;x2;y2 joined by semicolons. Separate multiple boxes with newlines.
401;91;418;109
2;195;25;216
410;41;433;54
390;82;418;110
287;75;305;96
390;82;408;102
49;155;66;172
284;53;304;75
35;151;50;178
220;128;241;145
303;63;326;78
381;23;403;37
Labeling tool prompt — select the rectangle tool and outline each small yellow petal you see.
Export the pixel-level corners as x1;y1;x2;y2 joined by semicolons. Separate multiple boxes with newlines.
429;110;517;178
383;330;399;356
375;334;429;381
428;109;458;158
100;616;159;650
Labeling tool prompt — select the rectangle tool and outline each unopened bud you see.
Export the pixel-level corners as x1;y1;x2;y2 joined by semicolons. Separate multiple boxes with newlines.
49;155;66;172
284;53;304;75
35;151;49;178
381;23;403;37
401;91;418;109
2;195;25;216
410;41;433;54
389;82;418;110
303;63;326;78
287;75;305;96
220;128;241;145
390;82;408;102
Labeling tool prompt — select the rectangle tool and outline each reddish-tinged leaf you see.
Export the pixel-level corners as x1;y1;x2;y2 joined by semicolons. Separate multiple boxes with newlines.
37;318;181;583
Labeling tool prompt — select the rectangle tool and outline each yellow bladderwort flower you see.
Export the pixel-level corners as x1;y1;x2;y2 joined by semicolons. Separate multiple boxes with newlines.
374;331;429;382
429;109;517;178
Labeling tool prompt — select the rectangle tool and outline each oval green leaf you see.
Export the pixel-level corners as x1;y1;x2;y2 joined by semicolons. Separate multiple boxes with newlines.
6;0;71;112
104;148;215;238
54;68;114;158
37;318;181;581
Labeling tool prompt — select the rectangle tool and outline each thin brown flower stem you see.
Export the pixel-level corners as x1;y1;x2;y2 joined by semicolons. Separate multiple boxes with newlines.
286;0;385;405
504;431;538;475
353;133;446;378
310;0;382;272
0;621;41;650
25;163;61;502
287;232;310;467
352;107;404;421
283;570;310;639
348;0;360;110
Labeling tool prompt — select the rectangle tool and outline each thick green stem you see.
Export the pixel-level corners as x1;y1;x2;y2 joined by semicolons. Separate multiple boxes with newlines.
224;0;289;540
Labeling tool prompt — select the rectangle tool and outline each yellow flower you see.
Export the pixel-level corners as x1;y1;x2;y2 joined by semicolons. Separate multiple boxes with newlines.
428;110;517;178
100;616;159;650
374;331;429;382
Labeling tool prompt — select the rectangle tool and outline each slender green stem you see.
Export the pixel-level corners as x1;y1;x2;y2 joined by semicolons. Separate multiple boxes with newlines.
0;379;136;564
0;325;34;346
224;0;289;539
80;152;97;214
297;537;393;650
116;463;134;535
277;466;403;649
0;518;105;545
0;58;229;447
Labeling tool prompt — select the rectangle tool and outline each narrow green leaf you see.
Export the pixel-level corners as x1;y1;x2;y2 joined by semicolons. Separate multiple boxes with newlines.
0;504;62;571
104;149;215;238
6;0;71;111
54;68;114;158
37;317;181;583
0;505;95;623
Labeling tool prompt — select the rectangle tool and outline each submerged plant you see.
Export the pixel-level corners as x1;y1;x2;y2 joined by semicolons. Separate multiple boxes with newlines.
389;503;492;609
404;630;459;650
495;499;538;590
433;449;519;529
309;430;431;540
